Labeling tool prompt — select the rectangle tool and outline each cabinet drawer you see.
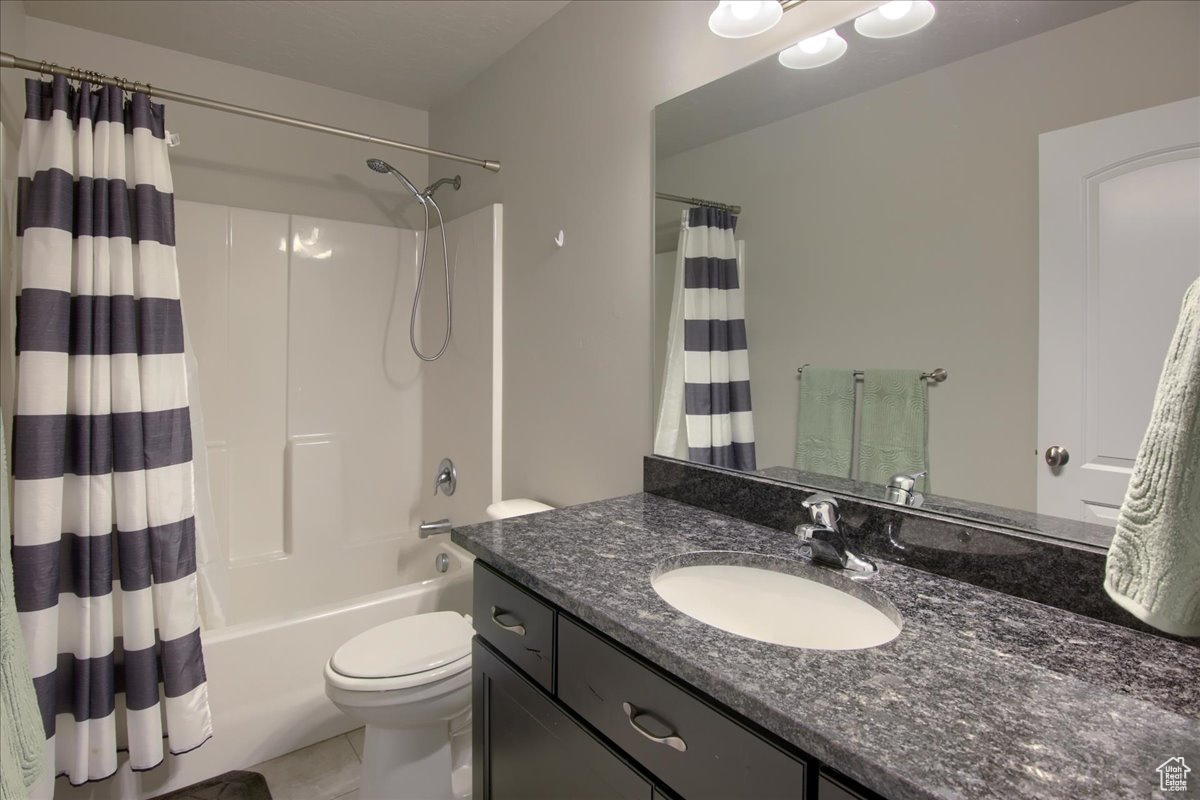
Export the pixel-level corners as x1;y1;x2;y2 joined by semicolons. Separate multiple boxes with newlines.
473;562;555;691
558;616;807;800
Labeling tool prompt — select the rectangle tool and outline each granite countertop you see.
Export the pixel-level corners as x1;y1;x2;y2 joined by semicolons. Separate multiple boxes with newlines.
452;493;1200;800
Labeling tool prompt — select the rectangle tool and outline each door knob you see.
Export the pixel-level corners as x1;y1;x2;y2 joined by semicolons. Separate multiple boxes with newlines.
1044;446;1070;468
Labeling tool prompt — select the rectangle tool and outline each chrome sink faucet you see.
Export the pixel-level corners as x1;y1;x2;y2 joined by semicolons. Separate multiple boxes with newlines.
796;494;877;576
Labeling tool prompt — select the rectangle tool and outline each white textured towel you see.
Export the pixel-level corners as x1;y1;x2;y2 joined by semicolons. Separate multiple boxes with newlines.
1104;277;1200;637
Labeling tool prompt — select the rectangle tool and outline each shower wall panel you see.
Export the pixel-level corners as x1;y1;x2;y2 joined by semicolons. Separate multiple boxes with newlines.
172;200;499;625
287;216;424;543
176;204;289;564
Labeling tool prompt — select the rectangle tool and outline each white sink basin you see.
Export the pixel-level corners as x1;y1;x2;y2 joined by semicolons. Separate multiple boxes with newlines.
652;558;901;651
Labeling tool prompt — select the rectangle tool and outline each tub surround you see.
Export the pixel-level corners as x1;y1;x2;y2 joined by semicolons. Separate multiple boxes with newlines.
452;492;1199;800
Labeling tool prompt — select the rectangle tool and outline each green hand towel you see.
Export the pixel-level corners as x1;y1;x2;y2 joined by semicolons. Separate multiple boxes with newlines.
1105;277;1200;637
1;417;46;800
859;369;930;491
794;368;856;478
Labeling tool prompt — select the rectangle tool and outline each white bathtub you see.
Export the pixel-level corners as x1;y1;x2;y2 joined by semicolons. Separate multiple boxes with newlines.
56;540;474;800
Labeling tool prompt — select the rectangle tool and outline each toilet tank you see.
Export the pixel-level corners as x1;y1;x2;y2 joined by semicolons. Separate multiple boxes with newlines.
486;499;555;520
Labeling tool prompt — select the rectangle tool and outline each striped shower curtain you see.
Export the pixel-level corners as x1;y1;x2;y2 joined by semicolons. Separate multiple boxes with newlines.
11;76;212;788
654;207;756;470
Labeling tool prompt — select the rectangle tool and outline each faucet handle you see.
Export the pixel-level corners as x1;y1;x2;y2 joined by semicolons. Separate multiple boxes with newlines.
887;471;926;488
801;493;839;510
884;471;926;507
801;493;840;530
795;523;837;542
433;457;457;496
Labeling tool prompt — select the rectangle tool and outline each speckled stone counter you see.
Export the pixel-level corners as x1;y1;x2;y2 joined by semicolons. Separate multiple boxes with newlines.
452;493;1200;800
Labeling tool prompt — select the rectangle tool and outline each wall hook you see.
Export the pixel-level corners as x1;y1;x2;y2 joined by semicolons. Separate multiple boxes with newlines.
553;230;565;248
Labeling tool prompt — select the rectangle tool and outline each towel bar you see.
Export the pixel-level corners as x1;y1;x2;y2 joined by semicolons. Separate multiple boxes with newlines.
795;365;948;383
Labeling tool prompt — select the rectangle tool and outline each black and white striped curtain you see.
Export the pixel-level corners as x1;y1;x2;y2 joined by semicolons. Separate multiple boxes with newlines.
11;76;212;788
654;207;756;470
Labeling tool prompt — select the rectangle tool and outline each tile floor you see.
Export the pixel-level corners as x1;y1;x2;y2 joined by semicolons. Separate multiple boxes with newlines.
250;728;365;800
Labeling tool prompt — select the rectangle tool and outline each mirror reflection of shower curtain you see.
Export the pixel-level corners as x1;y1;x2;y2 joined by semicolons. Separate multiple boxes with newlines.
654;208;756;470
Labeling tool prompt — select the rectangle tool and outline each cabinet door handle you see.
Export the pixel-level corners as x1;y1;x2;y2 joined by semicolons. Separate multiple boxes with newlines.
490;606;526;636
622;702;687;752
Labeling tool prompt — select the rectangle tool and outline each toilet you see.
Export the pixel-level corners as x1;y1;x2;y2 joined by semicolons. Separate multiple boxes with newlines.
325;500;554;799
325;611;474;799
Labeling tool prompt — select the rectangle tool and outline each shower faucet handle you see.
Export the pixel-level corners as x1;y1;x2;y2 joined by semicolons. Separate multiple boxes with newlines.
434;458;457;496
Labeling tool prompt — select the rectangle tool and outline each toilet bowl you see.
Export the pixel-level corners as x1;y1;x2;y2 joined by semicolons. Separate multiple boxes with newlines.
325;611;474;800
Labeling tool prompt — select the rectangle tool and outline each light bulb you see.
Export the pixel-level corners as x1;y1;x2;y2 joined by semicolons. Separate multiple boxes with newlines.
854;0;935;38
798;31;831;54
708;0;783;38
778;29;847;69
730;1;762;21
879;1;912;21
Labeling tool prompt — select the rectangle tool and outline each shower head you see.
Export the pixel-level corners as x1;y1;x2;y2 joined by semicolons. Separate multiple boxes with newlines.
366;157;426;204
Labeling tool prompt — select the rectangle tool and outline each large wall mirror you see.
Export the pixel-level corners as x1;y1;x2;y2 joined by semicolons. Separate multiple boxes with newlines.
652;0;1199;545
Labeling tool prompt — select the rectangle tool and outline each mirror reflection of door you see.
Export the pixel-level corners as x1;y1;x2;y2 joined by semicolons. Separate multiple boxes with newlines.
1038;98;1200;523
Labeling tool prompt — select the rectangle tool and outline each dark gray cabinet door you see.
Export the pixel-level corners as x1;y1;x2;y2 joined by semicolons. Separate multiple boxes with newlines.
473;637;652;800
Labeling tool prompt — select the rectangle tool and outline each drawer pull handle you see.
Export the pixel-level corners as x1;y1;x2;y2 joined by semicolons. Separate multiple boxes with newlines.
490;606;526;636
622;702;687;753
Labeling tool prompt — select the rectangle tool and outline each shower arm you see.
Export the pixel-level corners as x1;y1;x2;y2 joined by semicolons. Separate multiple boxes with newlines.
423;175;462;198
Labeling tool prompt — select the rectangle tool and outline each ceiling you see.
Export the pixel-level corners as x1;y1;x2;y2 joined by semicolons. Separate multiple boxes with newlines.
656;0;1130;158
23;0;570;110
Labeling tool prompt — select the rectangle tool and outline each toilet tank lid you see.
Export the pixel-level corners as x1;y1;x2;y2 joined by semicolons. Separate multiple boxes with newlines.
330;611;472;679
487;499;555;520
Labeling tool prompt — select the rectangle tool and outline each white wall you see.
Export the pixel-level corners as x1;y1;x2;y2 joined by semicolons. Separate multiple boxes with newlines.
655;1;1200;510
430;0;879;507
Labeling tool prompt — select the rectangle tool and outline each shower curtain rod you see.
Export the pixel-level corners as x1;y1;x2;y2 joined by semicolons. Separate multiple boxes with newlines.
656;191;742;215
0;51;501;173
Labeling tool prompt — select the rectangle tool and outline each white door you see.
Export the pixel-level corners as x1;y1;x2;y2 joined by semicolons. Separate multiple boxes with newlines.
1038;97;1200;525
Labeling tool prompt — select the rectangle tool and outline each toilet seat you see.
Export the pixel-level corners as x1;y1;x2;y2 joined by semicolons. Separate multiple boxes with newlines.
327;611;473;692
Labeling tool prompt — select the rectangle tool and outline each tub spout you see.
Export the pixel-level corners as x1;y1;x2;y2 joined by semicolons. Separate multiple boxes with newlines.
419;519;452;538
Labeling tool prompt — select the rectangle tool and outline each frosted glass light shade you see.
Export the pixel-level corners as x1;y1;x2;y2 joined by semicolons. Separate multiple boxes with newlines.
854;0;936;39
778;30;848;70
709;1;784;39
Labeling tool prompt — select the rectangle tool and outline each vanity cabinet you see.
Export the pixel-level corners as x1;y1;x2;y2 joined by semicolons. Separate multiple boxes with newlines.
472;639;651;799
472;561;880;800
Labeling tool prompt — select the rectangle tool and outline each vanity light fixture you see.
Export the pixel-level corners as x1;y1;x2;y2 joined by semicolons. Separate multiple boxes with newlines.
778;29;847;70
708;0;784;39
854;0;936;39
